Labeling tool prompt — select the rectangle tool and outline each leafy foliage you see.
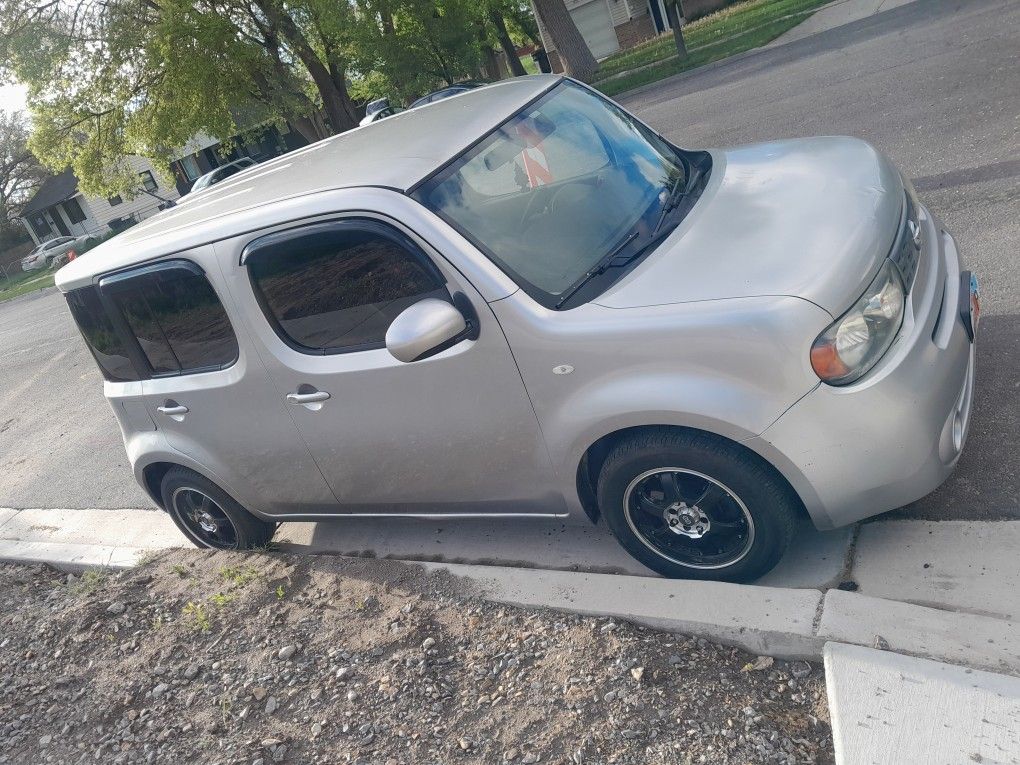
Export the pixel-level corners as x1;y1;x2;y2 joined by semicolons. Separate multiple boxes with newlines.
0;109;47;240
0;0;544;192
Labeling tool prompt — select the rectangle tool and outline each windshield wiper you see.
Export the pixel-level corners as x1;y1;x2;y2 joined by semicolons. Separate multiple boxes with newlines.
651;168;698;238
554;230;640;309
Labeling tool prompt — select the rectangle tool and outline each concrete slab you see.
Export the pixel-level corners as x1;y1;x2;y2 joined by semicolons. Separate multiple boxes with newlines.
818;589;1020;676
0;508;18;530
418;560;825;659
0;508;181;549
279;515;851;589
824;642;1020;765
0;539;119;571
853;520;1020;620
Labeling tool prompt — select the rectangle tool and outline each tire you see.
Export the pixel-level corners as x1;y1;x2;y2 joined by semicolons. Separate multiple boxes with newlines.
596;429;798;582
160;466;276;550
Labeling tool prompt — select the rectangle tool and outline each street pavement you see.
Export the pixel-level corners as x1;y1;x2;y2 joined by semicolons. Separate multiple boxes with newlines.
0;0;1016;528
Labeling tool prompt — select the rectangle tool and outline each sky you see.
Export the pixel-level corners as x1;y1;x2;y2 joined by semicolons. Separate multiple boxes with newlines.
0;82;29;113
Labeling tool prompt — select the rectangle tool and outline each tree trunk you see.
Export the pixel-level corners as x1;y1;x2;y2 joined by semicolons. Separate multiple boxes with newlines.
258;0;359;133
665;1;687;58
530;0;597;82
489;10;527;77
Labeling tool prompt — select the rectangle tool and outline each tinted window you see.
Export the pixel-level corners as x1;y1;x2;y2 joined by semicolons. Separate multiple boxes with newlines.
102;262;238;375
247;222;447;354
65;287;139;382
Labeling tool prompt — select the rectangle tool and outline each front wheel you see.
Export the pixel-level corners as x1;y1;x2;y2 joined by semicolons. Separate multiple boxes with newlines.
597;430;799;582
161;466;276;550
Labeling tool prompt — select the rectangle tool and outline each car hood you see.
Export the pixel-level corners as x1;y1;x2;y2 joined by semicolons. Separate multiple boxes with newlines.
595;137;904;316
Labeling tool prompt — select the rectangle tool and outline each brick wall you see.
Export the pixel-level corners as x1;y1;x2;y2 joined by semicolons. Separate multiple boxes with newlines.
614;13;657;49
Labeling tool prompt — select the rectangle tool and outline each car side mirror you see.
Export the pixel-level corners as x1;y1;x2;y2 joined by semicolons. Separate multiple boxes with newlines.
385;298;468;363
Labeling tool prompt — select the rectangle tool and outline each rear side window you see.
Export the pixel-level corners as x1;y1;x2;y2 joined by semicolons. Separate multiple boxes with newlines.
65;287;139;382
101;261;238;376
246;220;447;354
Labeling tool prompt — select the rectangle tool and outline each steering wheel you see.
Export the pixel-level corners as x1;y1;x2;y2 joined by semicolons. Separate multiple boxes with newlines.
519;175;604;228
519;185;555;228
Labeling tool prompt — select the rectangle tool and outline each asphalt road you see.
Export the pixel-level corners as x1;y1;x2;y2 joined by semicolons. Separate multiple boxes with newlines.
0;0;1016;522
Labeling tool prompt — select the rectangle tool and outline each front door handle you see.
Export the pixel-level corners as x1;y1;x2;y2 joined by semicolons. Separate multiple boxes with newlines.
156;404;190;416
286;391;331;405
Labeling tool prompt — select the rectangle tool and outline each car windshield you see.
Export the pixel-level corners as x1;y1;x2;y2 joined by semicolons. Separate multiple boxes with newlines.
191;173;214;192
415;82;689;307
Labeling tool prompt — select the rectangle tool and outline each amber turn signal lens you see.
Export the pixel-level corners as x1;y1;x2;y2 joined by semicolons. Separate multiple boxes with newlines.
810;342;850;380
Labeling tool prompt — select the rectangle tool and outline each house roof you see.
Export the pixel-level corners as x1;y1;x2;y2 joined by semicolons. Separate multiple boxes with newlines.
20;169;79;217
55;75;564;292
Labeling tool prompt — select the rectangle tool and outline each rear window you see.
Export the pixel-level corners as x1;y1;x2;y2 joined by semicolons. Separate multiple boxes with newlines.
65;287;139;382
246;221;447;354
100;261;238;376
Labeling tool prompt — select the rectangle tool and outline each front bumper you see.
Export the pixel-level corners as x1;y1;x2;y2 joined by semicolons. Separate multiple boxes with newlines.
748;205;976;529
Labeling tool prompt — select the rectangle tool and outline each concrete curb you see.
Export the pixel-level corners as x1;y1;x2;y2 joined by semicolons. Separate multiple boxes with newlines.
3;507;1019;677
818;589;1020;676
419;561;825;660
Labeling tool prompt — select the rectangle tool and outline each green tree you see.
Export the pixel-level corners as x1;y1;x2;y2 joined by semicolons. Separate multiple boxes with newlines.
0;0;361;196
351;0;483;102
0;109;47;242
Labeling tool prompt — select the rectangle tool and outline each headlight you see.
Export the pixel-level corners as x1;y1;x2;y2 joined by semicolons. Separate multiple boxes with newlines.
810;260;905;385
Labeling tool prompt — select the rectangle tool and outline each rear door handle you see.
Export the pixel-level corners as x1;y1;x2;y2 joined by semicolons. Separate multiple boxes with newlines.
156;405;189;416
286;391;331;405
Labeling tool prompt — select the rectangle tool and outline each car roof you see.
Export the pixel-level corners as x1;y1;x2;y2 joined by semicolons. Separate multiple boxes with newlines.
56;75;561;292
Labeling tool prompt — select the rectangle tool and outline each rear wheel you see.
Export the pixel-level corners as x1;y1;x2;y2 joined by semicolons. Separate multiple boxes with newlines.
161;467;276;550
596;430;798;582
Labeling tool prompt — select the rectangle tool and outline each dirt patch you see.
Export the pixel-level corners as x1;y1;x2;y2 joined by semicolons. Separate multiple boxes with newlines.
0;551;833;764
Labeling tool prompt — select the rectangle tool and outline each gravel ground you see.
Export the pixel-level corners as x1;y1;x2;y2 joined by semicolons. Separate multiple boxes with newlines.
0;551;834;764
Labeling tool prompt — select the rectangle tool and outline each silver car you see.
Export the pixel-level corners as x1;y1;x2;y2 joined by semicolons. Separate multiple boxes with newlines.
55;76;978;581
21;235;91;271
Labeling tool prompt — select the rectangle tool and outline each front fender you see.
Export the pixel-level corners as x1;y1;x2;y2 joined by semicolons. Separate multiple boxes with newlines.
491;294;830;511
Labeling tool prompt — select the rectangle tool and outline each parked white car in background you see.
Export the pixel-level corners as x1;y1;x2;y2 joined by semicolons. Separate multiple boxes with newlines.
21;235;93;271
185;157;258;196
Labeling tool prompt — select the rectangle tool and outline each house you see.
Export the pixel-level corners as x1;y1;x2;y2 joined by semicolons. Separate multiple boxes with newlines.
21;119;314;245
532;0;740;70
532;0;670;69
20;156;179;246
168;122;310;197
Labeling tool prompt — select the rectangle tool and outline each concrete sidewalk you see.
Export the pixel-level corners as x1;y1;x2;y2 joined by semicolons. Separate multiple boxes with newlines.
766;0;918;48
824;642;1020;764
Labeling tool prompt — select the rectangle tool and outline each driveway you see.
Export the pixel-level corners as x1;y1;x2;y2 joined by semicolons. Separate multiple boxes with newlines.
0;0;1016;524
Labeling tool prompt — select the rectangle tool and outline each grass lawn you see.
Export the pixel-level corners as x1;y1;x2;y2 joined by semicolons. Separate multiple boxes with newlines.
0;268;56;304
594;0;833;95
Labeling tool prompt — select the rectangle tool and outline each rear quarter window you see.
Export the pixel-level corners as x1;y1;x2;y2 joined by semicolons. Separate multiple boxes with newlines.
100;261;238;376
65;287;139;382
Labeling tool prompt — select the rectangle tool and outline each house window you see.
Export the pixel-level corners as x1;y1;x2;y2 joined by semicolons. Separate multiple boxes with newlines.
63;197;87;224
139;170;158;192
108;194;123;206
179;155;201;181
31;215;51;238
